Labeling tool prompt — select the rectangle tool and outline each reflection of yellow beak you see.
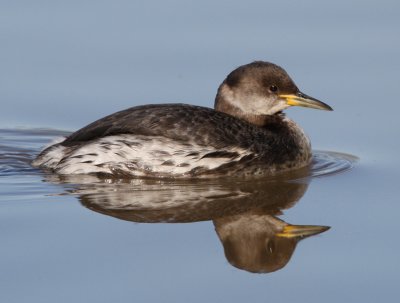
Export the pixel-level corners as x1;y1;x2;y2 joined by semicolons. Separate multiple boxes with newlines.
276;224;330;238
280;92;333;111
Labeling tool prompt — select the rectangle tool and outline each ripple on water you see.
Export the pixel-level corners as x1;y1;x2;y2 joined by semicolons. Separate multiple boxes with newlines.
310;150;358;178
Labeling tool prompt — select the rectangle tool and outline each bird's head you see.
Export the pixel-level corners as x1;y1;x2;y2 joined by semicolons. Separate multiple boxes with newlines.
215;61;332;125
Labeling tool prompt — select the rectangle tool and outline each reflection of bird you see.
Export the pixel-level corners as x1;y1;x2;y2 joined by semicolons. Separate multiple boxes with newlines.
214;213;328;273
32;61;332;178
42;173;331;274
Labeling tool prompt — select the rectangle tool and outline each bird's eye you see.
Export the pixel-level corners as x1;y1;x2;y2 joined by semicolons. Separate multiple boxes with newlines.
266;240;275;253
269;85;278;92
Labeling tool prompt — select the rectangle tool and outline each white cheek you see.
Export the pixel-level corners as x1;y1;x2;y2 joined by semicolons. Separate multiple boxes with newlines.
262;100;291;115
250;97;290;115
220;86;289;115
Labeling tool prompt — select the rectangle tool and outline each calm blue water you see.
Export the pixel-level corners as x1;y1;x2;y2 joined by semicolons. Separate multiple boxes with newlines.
1;1;400;302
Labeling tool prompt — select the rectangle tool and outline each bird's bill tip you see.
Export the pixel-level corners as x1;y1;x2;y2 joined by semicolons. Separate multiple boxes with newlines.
280;92;333;111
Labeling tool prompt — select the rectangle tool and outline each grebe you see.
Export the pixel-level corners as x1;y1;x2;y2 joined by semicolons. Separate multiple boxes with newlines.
32;61;332;178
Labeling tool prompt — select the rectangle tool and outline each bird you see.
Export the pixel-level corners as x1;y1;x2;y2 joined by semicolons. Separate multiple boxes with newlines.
32;61;332;178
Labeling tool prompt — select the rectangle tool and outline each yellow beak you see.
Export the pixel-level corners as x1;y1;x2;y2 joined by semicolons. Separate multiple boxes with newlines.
280;92;333;111
276;224;330;239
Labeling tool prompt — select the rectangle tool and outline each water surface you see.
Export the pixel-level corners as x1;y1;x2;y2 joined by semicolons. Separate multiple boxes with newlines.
1;128;362;302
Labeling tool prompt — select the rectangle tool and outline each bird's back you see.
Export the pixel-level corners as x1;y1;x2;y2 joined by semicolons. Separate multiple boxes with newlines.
63;104;263;149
